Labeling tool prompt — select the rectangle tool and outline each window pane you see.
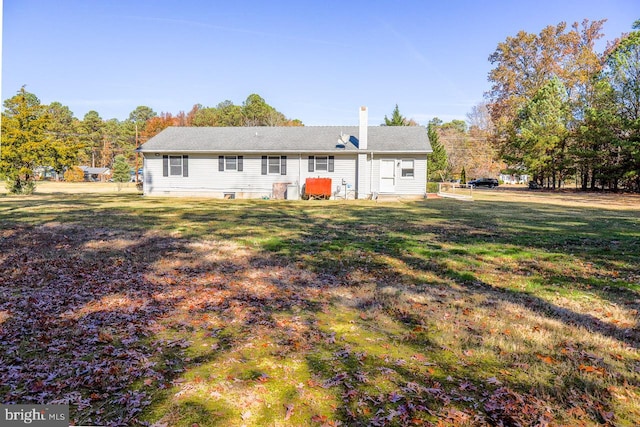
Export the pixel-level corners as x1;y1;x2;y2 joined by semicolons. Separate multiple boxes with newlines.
401;160;414;177
226;156;237;170
268;156;280;174
316;156;328;171
169;156;182;176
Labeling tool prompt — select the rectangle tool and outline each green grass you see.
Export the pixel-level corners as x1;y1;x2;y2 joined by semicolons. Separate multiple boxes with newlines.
0;190;639;425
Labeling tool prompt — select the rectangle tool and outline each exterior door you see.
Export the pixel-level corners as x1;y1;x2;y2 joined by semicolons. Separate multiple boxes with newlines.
380;159;396;193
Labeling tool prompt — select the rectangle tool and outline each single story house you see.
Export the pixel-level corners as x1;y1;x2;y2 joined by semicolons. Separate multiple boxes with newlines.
79;166;111;182
137;107;432;199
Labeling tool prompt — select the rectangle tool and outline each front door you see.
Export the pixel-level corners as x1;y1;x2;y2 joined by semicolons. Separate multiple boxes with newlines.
380;159;395;193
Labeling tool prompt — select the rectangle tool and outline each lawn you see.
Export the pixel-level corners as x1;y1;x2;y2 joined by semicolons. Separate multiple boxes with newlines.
1;186;639;426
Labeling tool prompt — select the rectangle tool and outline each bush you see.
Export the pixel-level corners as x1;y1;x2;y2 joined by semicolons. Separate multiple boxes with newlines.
64;166;85;182
427;182;440;193
5;177;36;195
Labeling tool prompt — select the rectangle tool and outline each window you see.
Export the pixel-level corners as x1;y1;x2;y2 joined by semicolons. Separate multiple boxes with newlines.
219;155;243;171
315;156;328;171
163;155;189;177
308;155;334;172
226;156;237;170
401;159;414;177
262;156;287;175
268;156;280;174
170;156;183;176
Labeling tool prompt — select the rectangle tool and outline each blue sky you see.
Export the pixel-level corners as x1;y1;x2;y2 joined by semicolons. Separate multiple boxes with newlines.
2;0;637;125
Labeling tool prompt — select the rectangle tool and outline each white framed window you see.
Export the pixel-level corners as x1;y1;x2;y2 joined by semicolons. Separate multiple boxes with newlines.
163;155;189;177
226;156;237;170
268;156;280;174
218;155;243;172
169;156;183;176
262;156;287;175
308;155;334;172
315;156;328;171
401;159;415;178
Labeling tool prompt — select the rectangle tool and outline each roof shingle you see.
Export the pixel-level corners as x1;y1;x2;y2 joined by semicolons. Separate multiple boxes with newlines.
138;126;431;154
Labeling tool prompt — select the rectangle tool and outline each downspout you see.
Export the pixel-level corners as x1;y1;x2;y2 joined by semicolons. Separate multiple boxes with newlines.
298;154;302;195
370;151;373;196
425;152;428;196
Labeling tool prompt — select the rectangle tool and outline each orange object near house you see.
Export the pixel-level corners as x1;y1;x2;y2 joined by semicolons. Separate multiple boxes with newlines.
305;178;332;199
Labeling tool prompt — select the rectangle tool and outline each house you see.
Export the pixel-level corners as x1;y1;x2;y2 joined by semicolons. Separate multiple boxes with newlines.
137;107;432;199
79;166;111;182
499;173;529;185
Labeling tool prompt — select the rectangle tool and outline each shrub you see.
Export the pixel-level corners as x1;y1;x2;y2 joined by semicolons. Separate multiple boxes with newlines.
427;182;440;193
64;166;85;182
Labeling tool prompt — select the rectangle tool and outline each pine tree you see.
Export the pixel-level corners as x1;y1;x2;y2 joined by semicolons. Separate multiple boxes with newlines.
384;104;408;126
427;119;448;181
0;87;53;194
112;155;131;190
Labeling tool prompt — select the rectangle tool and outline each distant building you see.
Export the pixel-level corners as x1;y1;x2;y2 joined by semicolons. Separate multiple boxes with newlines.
499;173;529;184
79;166;111;182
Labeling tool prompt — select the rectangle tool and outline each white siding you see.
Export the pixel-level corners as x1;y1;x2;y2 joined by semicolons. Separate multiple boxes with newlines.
143;153;425;198
299;154;357;198
144;153;358;198
372;156;426;196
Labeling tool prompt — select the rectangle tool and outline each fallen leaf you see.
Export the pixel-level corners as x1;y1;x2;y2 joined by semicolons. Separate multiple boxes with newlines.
284;403;294;420
311;414;328;423
536;354;558;364
578;364;606;374
486;377;502;385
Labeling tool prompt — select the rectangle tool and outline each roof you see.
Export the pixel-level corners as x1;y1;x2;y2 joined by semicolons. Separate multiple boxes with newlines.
138;126;431;154
79;166;111;174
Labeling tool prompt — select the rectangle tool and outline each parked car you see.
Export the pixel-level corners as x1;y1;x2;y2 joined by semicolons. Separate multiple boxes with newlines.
468;178;499;188
528;181;542;189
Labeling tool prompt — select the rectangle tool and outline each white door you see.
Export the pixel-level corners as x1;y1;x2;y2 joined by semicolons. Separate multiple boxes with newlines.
380;159;395;193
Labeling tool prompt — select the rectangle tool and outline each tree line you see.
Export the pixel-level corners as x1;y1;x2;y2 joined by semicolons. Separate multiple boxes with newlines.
485;19;640;191
0;92;301;193
2;18;638;194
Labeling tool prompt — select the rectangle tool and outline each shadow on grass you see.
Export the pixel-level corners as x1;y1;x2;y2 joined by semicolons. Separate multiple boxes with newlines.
1;194;639;425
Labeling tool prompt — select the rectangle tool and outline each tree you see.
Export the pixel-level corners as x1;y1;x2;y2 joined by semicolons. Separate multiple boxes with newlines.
486;20;606;152
242;94;283;126
112;154;131;190
143;113;178;139
427;118;448;181
466;102;494;134
516;77;571;188
573;79;621;189
384;104;409;126
128;106;157;127
63;166;85;182
605;21;640;191
215;100;244;126
44;101;83;177
79;110;104;167
0;87;53;194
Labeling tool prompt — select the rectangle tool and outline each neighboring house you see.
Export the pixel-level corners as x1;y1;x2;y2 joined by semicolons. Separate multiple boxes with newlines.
137;107;432;199
79;166;111;182
499;173;529;185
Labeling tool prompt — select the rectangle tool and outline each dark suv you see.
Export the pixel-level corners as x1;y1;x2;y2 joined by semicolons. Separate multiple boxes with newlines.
468;178;499;188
